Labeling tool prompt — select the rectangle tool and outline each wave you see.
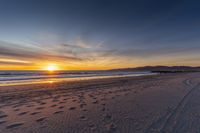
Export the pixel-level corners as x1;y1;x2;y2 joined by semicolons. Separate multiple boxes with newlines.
0;70;154;86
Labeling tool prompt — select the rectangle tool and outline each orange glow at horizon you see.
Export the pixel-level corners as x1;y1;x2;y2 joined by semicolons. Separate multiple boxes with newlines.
44;64;59;72
2;56;194;70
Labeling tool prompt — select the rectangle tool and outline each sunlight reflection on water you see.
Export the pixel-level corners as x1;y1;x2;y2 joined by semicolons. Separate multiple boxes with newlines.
0;73;157;87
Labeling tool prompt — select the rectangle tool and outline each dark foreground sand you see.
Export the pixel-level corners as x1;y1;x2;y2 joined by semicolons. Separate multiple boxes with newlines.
0;73;200;133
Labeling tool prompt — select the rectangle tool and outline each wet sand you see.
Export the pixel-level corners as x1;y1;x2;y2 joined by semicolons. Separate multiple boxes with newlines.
0;73;200;133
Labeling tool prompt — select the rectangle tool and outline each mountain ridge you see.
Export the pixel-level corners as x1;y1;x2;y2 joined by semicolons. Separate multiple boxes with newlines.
110;66;200;72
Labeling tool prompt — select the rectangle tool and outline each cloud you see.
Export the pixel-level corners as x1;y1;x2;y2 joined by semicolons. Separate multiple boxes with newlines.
1;37;200;68
0;61;32;65
0;41;83;62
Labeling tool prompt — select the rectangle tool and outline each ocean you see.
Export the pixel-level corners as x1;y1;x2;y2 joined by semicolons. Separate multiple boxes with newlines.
0;70;154;86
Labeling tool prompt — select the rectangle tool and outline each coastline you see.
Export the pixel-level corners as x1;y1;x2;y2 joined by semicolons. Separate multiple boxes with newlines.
0;72;155;87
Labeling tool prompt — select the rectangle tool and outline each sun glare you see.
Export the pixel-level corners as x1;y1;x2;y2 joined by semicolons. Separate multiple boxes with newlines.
45;64;58;72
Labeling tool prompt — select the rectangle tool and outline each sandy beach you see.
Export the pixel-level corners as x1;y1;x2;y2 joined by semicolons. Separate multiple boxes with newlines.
0;73;200;133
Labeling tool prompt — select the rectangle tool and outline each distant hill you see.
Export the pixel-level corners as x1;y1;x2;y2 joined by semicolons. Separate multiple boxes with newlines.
110;66;200;73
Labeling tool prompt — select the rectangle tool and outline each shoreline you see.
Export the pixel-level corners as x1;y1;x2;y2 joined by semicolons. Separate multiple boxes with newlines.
0;72;156;87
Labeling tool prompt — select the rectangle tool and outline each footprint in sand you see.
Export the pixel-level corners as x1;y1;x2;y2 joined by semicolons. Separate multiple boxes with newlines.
18;111;29;116
111;96;115;99
54;95;61;99
63;98;68;101
39;102;46;105
108;91;113;94
12;105;22;108
92;97;97;100
36;100;42;104
69;107;76;110
6;122;23;129
101;103;106;106
36;117;46;122
14;108;20;112
89;123;97;130
53;111;64;114
26;105;35;107
52;98;60;102
30;112;41;115
36;107;45;110
72;99;77;102
50;104;57;107
59;101;66;104
103;114;112;121
79;115;88;121
58;106;65;109
92;100;98;104
0;114;7;119
82;109;88;112
100;98;106;101
0;120;6;125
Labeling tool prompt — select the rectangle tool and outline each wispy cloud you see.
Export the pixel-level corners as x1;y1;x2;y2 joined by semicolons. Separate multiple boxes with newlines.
0;41;83;62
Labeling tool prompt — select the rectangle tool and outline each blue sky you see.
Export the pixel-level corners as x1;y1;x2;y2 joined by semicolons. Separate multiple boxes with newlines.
0;0;200;69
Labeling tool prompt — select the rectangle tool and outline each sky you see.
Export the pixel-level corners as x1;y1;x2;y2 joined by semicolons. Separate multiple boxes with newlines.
0;0;200;70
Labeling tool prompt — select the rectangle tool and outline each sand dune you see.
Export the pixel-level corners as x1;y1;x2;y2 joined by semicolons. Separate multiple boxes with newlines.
0;73;200;133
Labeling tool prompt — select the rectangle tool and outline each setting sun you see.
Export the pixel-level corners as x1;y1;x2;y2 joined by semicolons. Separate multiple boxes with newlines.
45;64;59;72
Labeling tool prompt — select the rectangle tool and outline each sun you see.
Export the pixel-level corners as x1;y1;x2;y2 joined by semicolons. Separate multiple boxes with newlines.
45;64;59;72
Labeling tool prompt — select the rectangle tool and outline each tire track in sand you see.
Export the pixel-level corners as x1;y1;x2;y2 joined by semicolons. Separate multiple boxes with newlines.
146;78;199;133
